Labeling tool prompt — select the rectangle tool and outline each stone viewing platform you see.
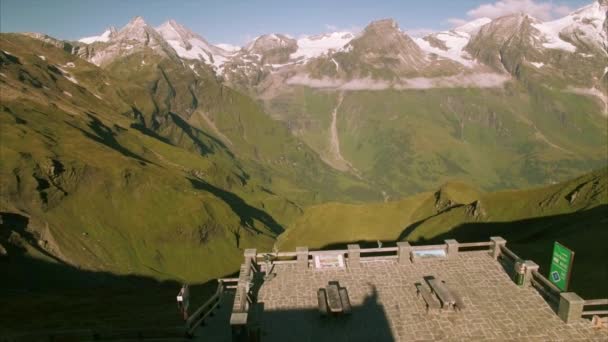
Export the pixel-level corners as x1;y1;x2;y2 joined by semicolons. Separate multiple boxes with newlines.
195;238;608;341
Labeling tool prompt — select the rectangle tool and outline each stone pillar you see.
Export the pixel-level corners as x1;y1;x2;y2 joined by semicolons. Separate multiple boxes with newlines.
445;239;459;258
397;241;411;265
347;244;360;268
558;292;584;324
244;248;257;268
296;246;309;271
489;236;506;260
522;260;539;286
230;311;248;340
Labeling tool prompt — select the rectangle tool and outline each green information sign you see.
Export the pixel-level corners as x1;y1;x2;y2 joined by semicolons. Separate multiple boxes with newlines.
549;241;574;291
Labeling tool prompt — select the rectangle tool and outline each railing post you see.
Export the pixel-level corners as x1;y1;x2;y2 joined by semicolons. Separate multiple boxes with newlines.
522;260;539;286
230;311;248;340
347;244;360;268
445;239;459;258
489;237;506;260
397;241;411;265
296;246;309;271
244;248;257;268
558;292;584;324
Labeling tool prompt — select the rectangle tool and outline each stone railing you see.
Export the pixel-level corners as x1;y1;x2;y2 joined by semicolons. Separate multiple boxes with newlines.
253;239;496;270
240;237;603;326
229;249;260;340
488;237;608;325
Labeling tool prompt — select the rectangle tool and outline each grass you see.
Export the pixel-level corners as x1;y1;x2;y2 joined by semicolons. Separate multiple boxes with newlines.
0;33;380;289
263;83;607;197
279;168;608;298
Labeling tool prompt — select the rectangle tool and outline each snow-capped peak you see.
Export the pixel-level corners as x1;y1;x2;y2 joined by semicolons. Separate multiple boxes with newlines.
125;16;147;30
246;34;295;52
78;27;116;44
156;19;231;69
412;17;493;68
290;31;355;61
216;43;241;52
113;16;157;43
532;1;607;53
454;17;491;35
156;19;197;42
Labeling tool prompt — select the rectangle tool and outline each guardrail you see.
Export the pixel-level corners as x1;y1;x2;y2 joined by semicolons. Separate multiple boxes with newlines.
185;280;228;337
582;299;608;317
253;239;498;269
531;270;561;304
240;237;602;329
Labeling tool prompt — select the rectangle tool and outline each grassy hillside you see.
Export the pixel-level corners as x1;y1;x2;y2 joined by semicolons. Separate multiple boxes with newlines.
264;81;607;196
0;33;380;286
279;168;608;298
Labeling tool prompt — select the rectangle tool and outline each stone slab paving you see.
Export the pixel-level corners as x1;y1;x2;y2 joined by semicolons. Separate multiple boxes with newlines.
246;251;607;341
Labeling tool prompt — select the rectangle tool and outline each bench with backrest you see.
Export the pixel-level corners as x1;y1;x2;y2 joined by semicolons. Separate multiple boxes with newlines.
415;282;441;312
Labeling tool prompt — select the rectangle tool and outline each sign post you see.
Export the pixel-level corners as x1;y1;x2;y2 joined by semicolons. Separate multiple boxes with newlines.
549;242;574;291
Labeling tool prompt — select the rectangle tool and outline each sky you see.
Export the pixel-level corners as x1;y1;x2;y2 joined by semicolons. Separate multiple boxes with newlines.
0;0;592;45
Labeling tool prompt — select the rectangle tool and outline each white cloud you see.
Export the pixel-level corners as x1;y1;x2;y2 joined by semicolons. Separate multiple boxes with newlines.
449;0;574;28
325;24;338;31
285;73;510;90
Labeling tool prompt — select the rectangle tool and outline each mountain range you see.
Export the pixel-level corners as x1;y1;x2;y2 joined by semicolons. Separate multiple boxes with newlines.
0;0;606;312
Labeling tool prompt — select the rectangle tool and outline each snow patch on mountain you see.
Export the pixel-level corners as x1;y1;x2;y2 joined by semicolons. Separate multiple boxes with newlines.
533;2;607;53
414;32;475;67
533;20;578;52
291;32;354;60
79;28;115;44
454;17;492;34
530;62;545;68
216;43;241;52
156;20;233;70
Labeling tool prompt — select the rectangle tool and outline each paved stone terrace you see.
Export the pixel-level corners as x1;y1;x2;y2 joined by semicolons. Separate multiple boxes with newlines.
241;251;607;341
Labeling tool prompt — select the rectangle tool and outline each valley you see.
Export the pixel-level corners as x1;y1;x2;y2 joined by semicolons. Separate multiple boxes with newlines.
0;0;607;335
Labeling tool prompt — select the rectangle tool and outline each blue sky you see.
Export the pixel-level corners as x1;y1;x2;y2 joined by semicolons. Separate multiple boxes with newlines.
0;0;591;45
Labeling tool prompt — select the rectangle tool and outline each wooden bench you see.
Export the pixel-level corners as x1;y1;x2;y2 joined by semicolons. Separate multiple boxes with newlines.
426;277;456;309
317;288;328;316
415;282;441;312
339;288;352;315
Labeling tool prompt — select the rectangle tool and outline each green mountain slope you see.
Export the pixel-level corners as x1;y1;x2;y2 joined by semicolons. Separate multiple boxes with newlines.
264;82;607;196
0;33;377;284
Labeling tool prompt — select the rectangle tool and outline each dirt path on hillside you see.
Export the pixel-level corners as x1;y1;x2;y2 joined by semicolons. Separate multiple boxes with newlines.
327;92;361;178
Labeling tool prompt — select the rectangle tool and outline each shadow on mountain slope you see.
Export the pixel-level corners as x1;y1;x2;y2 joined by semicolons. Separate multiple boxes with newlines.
0;237;221;334
188;178;284;235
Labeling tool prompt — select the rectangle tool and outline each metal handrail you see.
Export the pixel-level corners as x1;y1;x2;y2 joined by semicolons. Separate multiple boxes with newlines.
185;282;224;333
531;270;561;295
584;299;608;306
499;245;521;262
360;247;399;253
458;241;492;248
582;310;608;316
411;244;447;251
